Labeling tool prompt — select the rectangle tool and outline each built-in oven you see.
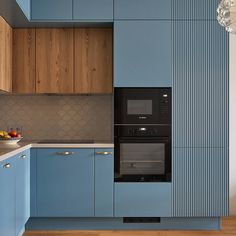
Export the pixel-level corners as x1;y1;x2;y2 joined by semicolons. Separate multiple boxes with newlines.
114;125;171;182
114;87;172;182
114;88;171;125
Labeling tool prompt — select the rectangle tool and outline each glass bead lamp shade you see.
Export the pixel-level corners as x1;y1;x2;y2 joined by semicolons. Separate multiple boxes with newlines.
217;0;236;33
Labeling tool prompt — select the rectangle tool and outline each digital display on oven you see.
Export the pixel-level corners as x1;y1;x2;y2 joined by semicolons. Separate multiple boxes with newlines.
127;100;152;115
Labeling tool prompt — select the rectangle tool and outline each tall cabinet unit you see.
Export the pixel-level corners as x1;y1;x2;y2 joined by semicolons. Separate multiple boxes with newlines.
114;0;172;87
172;0;229;217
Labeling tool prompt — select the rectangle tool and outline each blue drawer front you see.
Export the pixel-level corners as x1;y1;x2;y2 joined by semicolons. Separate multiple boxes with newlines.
114;183;171;217
172;0;219;20
31;0;72;20
36;148;94;217
114;0;171;20
114;21;172;87
73;0;113;20
95;149;114;217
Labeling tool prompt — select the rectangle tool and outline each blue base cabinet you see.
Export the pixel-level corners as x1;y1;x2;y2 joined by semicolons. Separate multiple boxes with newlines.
0;157;16;236
95;149;114;217
33;148;114;217
114;21;172;87
36;149;95;217
114;183;171;217
15;150;31;236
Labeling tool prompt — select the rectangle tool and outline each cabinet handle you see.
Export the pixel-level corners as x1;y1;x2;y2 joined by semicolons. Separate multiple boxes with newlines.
56;151;74;156
20;155;27;159
96;151;113;155
3;163;11;169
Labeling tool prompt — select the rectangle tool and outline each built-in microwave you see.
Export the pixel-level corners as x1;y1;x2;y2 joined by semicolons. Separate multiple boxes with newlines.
114;88;171;125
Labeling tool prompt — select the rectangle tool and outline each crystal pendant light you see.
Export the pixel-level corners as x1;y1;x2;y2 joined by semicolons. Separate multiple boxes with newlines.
217;0;236;33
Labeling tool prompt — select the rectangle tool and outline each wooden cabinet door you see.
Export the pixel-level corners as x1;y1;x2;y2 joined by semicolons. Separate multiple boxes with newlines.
36;28;74;93
0;17;12;92
74;28;112;94
13;29;36;93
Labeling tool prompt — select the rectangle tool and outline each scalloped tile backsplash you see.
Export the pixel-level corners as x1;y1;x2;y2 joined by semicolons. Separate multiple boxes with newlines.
0;95;112;141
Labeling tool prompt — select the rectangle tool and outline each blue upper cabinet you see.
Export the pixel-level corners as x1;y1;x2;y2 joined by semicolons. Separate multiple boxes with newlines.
16;0;31;19
31;0;73;20
172;0;219;20
73;0;113;21
114;0;171;20
114;21;172;87
36;148;95;217
172;21;229;148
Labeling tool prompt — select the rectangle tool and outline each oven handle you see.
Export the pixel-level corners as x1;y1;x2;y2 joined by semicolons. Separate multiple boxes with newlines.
118;137;170;143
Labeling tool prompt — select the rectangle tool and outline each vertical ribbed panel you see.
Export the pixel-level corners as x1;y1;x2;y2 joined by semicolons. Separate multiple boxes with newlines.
172;148;229;217
171;0;219;20
172;20;229;148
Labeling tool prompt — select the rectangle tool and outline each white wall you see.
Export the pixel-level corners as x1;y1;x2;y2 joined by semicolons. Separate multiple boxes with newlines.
230;34;236;215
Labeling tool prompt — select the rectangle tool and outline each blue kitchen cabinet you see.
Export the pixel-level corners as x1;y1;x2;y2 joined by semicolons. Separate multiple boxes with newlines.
73;0;113;21
114;183;171;217
36;148;95;217
172;0;219;20
31;0;72;20
0;157;16;236
172;148;229;217
95;149;114;217
15;149;30;236
16;0;31;19
114;0;171;20
172;21;229;148
114;21;172;87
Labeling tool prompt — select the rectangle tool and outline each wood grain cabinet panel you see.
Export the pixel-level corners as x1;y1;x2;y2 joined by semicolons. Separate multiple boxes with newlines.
74;28;113;94
36;28;74;93
13;29;36;93
0;17;12;92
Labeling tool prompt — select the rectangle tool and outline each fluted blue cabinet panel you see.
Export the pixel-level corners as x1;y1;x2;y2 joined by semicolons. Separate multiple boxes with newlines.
172;148;229;217
0;157;16;236
16;149;30;236
31;0;72;20
73;0;113;20
16;0;31;19
114;0;171;20
172;0;219;20
114;21;172;87
173;21;229;148
95;149;114;217
36;149;95;217
114;183;171;217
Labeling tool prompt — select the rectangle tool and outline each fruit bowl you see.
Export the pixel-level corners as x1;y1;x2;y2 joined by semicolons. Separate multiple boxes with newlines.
0;137;23;145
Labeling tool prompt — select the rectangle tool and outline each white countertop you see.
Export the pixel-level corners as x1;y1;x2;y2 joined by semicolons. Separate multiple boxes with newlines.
0;141;114;162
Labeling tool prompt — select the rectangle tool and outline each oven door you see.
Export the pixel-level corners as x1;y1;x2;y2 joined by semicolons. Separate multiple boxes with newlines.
115;137;171;182
114;88;171;125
